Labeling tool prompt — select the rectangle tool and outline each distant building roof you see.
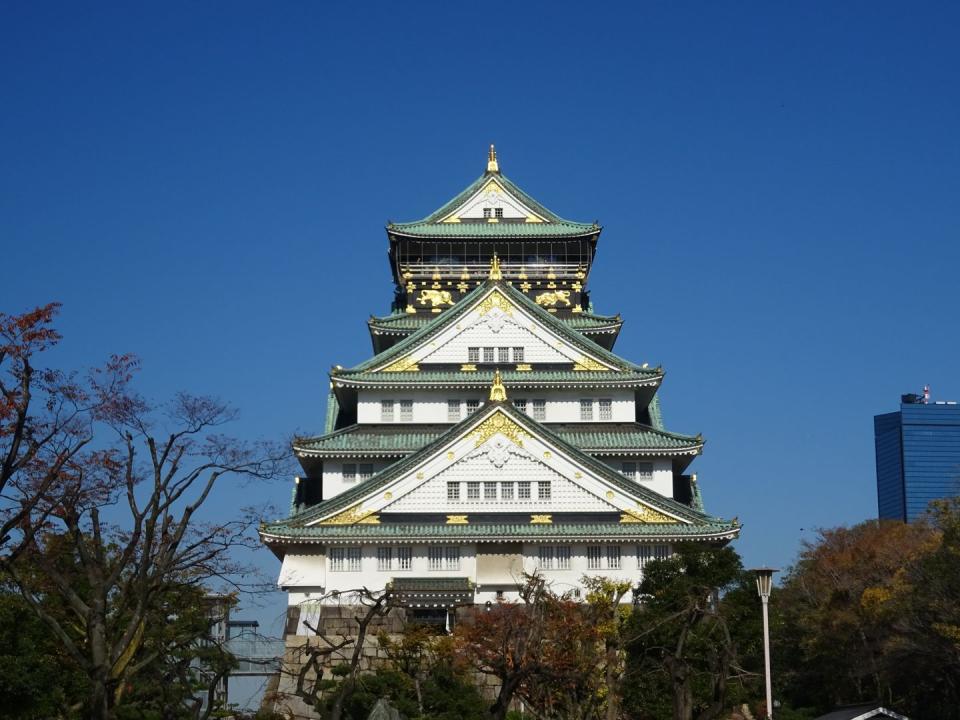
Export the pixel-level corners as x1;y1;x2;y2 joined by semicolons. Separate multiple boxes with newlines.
814;705;909;720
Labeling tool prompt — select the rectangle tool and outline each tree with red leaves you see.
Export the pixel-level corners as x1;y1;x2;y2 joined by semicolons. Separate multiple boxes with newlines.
0;303;287;720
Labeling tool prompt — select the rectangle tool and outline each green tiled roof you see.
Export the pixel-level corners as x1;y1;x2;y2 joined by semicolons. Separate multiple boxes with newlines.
294;422;702;457
334;369;661;388
261;520;739;542
387;171;598;239
269;401;726;534
344;279;647;376
369;310;622;334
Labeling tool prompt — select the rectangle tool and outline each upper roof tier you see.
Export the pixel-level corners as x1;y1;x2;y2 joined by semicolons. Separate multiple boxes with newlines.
386;146;600;241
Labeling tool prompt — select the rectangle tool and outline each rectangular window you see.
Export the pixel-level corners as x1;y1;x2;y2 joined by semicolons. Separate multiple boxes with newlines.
599;398;613;421
556;546;571;570
400;400;413;422
381;400;394;422
466;399;480;415
447;482;460;501
483;207;492;218
330;547;364;572
622;462;637;479
343;464;357;482
512;347;524;362
377;546;392;571
638;545;669;572
468;347;480;363
580;399;594;421
358;464;374;481
498;347;510;363
445;546;460;570
637;462;654;480
501;482;514;500
537;481;551;500
483;347;495;363
532;399;546;421
513;398;527;413
397;546;413;570
484;482;498;500
518;481;531;500
607;546;621;570
495;207;504;218
428;546;443;571
587;546;602;570
447;399;461;422
539;545;555;570
467;482;480;500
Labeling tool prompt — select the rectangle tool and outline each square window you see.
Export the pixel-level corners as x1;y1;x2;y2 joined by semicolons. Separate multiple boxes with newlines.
447;400;461;422
343;464;357;482
428;546;443;570
587;546;602;570
397;546;413;570
484;482;497;500
512;347;524;362
400;400;413;422
537;481;551;500
556;546;571;570
498;347;510;363
381;400;394;422
518;482;531;500
580;399;594;421
377;546;392;571
483;207;492;218
637;462;654;480
622;462;637;479
501;482;514;500
513;398;527;413
495;208;504;218
599;399;613;421
483;347;495;363
468;347;480;363
358;464;374;480
466;399;480;415
467;482;480;500
447;482;460;501
532;400;546;421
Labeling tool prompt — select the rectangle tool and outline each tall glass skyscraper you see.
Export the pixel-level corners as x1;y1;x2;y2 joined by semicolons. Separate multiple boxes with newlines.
875;393;960;522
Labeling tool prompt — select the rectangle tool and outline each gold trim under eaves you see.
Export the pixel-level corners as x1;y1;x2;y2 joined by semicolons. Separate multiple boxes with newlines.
619;505;675;524
469;411;529;447
321;504;380;526
382;357;420;372
573;356;610;372
530;514;553;524
447;515;469;525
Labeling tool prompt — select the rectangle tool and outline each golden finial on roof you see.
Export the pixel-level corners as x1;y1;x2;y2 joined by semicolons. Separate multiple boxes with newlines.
487;144;499;173
489;253;503;280
489;369;507;402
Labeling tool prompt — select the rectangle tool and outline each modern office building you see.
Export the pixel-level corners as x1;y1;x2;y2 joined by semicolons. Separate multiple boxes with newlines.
875;389;960;522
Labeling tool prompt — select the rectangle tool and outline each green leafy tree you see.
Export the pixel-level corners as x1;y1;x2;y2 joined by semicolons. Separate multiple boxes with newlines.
624;543;746;720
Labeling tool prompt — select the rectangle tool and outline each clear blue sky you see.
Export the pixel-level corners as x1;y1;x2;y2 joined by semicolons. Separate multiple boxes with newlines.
3;2;959;632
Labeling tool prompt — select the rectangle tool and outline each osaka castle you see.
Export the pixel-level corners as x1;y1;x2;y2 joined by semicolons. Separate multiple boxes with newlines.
260;146;739;627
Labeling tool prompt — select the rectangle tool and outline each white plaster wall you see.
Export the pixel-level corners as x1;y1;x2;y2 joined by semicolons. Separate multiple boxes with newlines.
357;389;636;424
323;460;394;500
385;449;612;513
601;457;674;497
418;316;572;364
281;542;674;619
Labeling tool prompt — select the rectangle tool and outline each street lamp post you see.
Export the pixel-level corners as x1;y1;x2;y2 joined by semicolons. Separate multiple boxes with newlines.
751;567;778;719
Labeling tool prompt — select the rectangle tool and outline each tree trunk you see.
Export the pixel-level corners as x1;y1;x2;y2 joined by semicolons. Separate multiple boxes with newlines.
491;674;522;720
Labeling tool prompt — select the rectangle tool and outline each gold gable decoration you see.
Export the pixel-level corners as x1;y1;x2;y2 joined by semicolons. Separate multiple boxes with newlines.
489;369;508;402
619;505;675;524
478;290;513;317
573;356;610;372
469;411;529;447
321;504;381;526
382;356;420;373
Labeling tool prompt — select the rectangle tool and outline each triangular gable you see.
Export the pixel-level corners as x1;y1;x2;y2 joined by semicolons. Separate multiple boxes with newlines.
357;282;630;374
302;402;708;528
438;176;547;224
